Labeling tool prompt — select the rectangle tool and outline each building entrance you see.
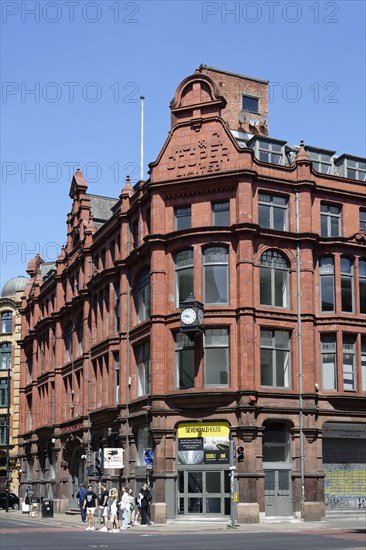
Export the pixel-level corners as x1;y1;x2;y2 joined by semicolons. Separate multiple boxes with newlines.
177;469;230;516
264;467;292;516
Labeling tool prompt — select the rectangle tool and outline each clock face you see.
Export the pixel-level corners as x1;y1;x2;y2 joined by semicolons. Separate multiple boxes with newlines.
180;307;197;325
197;308;204;325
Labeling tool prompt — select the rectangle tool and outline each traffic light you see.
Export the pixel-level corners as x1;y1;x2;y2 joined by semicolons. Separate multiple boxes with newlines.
235;445;244;463
95;450;104;477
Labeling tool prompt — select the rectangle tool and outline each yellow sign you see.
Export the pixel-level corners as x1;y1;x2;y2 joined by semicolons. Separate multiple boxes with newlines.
234;493;239;503
177;421;231;465
177;421;230;439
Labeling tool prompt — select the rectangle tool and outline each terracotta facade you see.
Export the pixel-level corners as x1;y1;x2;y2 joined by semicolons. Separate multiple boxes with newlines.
18;67;366;521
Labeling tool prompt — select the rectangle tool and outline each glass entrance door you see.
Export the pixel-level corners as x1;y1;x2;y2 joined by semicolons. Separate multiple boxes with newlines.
177;470;230;516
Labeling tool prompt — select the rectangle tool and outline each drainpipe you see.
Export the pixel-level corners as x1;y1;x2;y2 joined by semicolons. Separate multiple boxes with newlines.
125;225;132;481
5;362;11;512
87;256;93;478
295;190;305;518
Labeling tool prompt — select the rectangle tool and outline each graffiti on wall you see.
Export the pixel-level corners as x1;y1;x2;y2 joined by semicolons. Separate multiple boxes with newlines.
324;463;366;509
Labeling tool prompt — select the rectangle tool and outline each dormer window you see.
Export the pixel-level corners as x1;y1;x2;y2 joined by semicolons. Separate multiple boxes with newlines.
247;137;286;165
335;155;366;181
306;147;334;175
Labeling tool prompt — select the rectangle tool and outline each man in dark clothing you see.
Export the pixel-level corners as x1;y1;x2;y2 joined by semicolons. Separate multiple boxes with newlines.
98;483;109;531
139;483;153;526
76;484;88;522
83;485;98;531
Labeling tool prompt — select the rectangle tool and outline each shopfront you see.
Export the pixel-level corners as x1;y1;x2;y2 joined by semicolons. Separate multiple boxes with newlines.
176;421;231;517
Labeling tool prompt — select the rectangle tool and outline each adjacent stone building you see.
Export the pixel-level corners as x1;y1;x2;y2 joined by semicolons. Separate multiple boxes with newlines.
18;66;366;520
0;276;27;495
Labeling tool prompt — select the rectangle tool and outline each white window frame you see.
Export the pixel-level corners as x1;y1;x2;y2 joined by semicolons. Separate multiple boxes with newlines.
260;329;291;389
320;203;341;238
202;246;229;305
258;193;288;230
204;328;229;387
321;334;337;391
342;334;356;391
260;250;289;308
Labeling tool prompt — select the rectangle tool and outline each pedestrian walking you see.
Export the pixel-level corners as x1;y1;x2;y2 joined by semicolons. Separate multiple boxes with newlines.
120;486;134;529
98;483;109;531
76;484;88;523
83;485;98;531
108;488;119;533
139;483;153;526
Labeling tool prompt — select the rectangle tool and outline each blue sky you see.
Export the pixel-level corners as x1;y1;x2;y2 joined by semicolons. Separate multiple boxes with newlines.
1;0;365;288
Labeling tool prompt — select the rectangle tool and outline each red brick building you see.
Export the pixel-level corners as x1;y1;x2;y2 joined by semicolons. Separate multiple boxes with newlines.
19;66;366;521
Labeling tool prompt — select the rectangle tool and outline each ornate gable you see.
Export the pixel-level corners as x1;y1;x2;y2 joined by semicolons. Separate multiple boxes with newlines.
149;72;252;183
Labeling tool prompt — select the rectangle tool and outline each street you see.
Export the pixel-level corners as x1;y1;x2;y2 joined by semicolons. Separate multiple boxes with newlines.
1;514;365;550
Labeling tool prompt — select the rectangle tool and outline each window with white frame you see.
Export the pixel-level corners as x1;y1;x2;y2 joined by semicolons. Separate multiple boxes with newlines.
258;141;283;164
258;193;288;230
76;319;83;356
0;379;9;407
321;334;337;391
345;158;366;181
175;332;195;390
212;202;230;226
64;322;73;362
203;246;228;305
175;250;194;307
341;257;354;313
135;268;150;323
114;283;120;333
113;351;120;404
0;343;11;371
307;149;333;174
319;257;335;312
360;210;366;232
343;334;356;391
1;312;12;334
361;336;366;392
135;342;150;397
204;328;229;387
260;250;289;308
260;329;291;388
321;203;341;237
175;206;191;231
359;259;366;314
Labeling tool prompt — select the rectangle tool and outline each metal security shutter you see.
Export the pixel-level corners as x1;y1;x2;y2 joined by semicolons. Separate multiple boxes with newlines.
323;437;366;510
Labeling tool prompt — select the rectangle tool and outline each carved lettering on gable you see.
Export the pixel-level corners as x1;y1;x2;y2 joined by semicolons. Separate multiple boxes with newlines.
167;133;230;178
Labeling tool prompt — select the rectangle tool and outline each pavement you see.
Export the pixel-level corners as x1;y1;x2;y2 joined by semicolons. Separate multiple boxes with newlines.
1;508;366;534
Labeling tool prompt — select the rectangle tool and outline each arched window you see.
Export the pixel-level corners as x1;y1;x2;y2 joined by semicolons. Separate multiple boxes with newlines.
135;268;150;323
319;257;335;312
260;250;289;308
0;343;11;371
203;246;229;305
175;250;194;307
1;312;12;334
64;322;73;363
